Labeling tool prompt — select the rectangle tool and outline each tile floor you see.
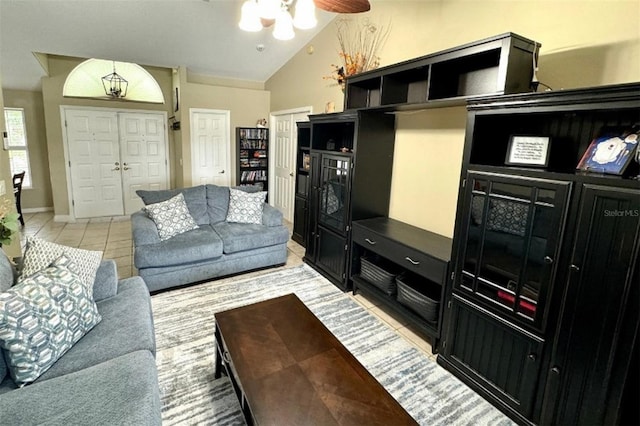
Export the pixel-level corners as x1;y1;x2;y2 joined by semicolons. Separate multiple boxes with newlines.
19;211;435;360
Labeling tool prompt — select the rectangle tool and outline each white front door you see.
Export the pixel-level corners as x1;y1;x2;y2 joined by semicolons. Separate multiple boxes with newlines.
66;109;124;218
118;113;168;215
271;110;310;222
190;109;230;186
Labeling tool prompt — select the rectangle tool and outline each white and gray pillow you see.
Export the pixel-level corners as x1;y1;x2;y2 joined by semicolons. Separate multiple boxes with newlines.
0;255;102;386
143;192;199;241
20;237;102;298
225;188;267;225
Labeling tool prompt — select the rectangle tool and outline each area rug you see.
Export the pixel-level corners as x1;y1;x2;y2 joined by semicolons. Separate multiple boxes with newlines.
151;264;514;425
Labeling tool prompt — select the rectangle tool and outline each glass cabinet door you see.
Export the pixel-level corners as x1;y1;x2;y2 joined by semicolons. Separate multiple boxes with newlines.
317;154;351;234
456;171;571;330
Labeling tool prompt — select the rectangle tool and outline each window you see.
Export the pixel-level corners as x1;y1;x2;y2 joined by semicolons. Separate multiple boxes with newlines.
3;108;31;188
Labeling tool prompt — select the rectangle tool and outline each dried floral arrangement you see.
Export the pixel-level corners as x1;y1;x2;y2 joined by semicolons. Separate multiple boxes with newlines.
325;18;390;90
0;196;20;246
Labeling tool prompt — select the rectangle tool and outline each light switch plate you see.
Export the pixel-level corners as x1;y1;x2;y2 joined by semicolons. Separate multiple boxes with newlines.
0;180;5;196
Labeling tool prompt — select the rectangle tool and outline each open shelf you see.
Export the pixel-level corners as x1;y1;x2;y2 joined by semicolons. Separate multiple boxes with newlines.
468;102;640;178
346;77;382;109
345;33;539;111
429;49;501;100
311;121;355;152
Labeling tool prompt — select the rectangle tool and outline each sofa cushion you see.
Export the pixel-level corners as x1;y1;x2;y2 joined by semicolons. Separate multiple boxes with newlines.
212;222;290;254
137;185;209;226
19;237;102;297
143;193;199;241
92;260;118;302
134;226;223;269
0;350;161;426
206;184;231;224
226;188;267;225
35;276;155;382
0;256;102;386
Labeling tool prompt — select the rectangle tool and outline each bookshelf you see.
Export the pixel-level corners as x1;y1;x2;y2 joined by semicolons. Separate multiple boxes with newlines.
344;32;539;111
236;127;269;191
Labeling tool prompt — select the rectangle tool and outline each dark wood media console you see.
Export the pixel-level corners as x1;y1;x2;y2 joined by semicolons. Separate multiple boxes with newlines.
350;217;452;352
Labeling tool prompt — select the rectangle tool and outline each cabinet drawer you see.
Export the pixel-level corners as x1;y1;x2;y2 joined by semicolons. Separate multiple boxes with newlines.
353;227;448;284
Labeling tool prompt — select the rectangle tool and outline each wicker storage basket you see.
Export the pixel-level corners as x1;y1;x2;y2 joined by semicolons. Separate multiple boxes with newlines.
396;273;440;323
360;256;400;296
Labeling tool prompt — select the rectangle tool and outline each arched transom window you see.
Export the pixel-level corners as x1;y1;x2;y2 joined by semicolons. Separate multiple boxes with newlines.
63;58;165;104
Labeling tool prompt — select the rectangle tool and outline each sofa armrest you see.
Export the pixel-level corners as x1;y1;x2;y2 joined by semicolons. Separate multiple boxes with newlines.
132;211;161;246
92;260;118;302
262;203;283;227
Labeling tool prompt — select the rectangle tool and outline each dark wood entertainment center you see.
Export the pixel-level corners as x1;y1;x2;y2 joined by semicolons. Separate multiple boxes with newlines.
291;31;639;425
438;83;639;426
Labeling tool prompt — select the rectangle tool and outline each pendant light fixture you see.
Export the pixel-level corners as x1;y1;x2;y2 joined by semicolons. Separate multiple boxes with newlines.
101;61;128;98
239;0;317;40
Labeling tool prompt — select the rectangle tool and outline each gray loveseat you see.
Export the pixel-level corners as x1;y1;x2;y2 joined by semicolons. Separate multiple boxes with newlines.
0;254;160;425
132;184;289;292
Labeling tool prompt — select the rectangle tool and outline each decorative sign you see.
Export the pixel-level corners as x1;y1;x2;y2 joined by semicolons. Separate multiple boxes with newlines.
505;136;551;167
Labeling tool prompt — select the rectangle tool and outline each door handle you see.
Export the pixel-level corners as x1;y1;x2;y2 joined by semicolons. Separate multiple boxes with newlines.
290;172;294;177
405;257;420;265
123;166;130;171
220;170;225;174
364;238;376;245
112;167;120;171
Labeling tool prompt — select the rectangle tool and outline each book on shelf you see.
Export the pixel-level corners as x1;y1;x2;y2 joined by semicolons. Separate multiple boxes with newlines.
240;170;267;182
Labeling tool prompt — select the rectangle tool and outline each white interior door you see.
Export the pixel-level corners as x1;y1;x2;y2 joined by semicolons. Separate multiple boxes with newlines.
190;109;230;186
118;112;168;215
271;110;310;222
65;109;124;218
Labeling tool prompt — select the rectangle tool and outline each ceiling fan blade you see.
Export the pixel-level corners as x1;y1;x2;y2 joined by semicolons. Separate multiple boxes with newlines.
313;0;371;13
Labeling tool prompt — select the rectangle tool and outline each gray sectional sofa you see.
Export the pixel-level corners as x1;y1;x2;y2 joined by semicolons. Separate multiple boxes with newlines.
132;184;289;292
0;255;161;425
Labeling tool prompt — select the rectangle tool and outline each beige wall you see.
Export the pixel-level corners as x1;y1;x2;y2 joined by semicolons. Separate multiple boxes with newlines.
266;0;640;238
177;67;271;187
3;89;53;211
0;75;22;258
41;55;175;218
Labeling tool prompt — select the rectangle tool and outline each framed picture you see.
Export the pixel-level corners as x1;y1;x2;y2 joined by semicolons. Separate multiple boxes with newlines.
505;136;551;167
576;128;639;175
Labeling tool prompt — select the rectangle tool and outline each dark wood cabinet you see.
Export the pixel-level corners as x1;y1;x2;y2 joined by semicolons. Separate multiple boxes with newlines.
445;296;544;419
540;184;640;426
236;127;269;191
302;111;396;290
292;122;311;246
438;83;640;425
455;172;571;334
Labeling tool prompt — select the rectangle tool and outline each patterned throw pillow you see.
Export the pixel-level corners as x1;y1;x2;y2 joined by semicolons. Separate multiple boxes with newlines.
321;183;341;215
143;193;199;241
226;188;267;225
20;237;102;298
0;255;102;386
486;199;529;236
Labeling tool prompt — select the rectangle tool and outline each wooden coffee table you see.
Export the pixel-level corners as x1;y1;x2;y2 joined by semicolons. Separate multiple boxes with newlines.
214;293;417;426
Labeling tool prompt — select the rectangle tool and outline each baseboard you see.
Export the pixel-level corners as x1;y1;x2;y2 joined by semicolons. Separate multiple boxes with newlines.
53;215;74;223
22;207;53;213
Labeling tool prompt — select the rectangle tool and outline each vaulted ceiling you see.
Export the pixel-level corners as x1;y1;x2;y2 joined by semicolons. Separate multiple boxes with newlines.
0;0;336;91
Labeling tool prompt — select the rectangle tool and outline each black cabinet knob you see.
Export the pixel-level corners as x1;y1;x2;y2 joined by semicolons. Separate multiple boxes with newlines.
528;353;537;362
551;366;561;374
570;264;580;272
544;256;554;264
